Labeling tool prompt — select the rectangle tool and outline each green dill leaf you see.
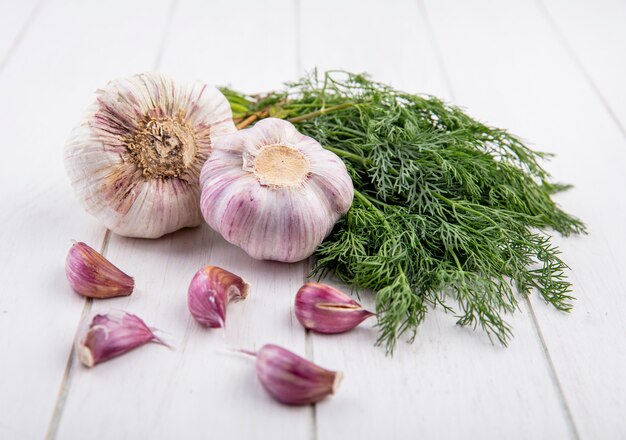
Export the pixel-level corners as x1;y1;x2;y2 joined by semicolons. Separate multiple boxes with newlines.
224;71;586;353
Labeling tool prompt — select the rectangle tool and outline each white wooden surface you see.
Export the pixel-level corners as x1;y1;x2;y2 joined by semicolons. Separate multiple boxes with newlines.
0;0;624;438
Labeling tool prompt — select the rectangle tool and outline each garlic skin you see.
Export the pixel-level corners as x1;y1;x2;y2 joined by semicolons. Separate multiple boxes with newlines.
200;118;354;263
188;265;250;328
65;241;134;298
77;311;167;367
295;283;374;334
65;73;236;238
254;344;342;405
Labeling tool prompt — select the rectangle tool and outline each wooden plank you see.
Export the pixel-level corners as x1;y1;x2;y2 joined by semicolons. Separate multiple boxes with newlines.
539;0;626;134
422;0;626;437
0;0;40;67
0;0;174;438
56;232;310;439
54;0;312;438
299;0;573;438
300;0;451;100
160;0;300;93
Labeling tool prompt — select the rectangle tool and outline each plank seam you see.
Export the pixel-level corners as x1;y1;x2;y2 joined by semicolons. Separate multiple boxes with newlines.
0;0;46;74
417;0;581;436
304;259;318;440
306;329;318;440
294;0;303;76
44;0;180;434
44;229;110;440
153;0;179;72
534;0;626;140
298;1;315;436
414;0;456;100
524;297;581;440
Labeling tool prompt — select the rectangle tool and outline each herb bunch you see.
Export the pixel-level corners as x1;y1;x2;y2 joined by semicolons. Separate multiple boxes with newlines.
222;71;585;352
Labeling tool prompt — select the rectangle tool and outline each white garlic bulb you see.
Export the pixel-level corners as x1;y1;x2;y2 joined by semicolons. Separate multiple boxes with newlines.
200;118;354;262
65;73;236;238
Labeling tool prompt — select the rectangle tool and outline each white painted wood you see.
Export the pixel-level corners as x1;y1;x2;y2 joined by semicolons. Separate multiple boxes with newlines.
0;0;39;65
0;0;624;438
300;0;573;438
55;1;312;438
160;0;300;93
422;0;626;437
56;231;310;439
540;0;626;131
0;0;175;438
300;0;451;100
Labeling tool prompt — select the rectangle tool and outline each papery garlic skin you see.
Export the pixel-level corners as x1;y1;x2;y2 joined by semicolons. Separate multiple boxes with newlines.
255;344;342;405
200;118;354;263
65;241;134;298
188;265;250;328
295;283;374;334
78;311;167;367
65;73;236;238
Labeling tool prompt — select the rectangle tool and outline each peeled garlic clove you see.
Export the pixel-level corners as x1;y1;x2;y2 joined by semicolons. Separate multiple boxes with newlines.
200;118;354;263
64;73;236;238
252;344;342;405
77;311;167;367
188;265;250;328
295;283;374;334
65;241;134;298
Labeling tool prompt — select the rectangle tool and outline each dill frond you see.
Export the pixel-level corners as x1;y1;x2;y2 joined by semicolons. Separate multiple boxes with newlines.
221;71;586;352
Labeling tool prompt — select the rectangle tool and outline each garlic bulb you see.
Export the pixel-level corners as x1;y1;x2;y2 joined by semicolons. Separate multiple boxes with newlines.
200;118;354;262
65;73;236;238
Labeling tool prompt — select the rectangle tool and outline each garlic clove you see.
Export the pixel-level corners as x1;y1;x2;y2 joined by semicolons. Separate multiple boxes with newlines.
295;283;375;334
187;265;250;328
77;311;168;367
65;73;236;238
200;118;354;262
251;344;342;405
65;241;134;299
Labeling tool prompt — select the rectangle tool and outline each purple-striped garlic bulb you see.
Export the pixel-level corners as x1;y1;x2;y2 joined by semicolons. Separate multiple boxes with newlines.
199;118;354;262
64;73;236;238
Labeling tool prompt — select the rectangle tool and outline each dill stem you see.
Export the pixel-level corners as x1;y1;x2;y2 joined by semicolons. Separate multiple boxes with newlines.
354;189;387;224
287;102;355;123
236;113;259;129
323;145;370;167
433;192;499;227
236;109;269;130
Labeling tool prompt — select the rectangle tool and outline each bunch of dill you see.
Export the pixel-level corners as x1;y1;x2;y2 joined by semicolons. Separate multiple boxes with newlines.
222;71;586;352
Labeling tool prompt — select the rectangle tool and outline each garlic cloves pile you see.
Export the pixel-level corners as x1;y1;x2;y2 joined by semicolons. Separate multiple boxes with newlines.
200;118;354;262
77;311;168;367
244;344;342;405
295;283;375;334
65;73;236;238
65;241;134;298
188;265;250;328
